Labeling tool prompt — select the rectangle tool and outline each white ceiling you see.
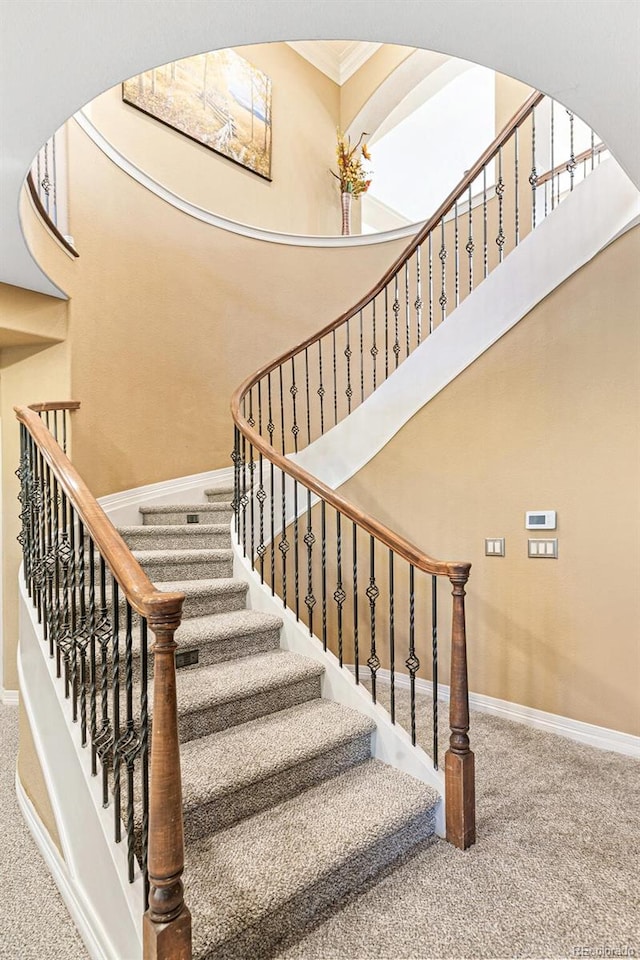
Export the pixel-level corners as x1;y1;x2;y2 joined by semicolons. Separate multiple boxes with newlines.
1;0;639;298
286;40;383;85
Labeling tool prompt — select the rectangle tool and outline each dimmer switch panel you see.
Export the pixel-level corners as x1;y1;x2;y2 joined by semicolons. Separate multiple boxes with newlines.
528;539;558;558
525;510;557;530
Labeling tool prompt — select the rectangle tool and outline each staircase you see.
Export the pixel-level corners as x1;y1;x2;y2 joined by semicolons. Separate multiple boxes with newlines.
119;480;439;960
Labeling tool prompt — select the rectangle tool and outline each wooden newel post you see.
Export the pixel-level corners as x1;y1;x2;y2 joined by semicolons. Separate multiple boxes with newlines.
445;565;476;849
143;601;192;960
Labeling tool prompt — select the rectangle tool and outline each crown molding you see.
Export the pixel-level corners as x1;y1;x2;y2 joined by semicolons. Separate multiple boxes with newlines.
286;41;382;85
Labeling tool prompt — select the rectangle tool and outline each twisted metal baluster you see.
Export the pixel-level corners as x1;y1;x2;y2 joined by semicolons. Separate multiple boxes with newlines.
304;348;311;445
393;276;401;368
550;100;555;210
269;460;275;595
432;574;439;770
345;318;353;414
256;453;266;583
267;372;275;449
279;469;289;609
428;233;434;334
496;145;506;262
278;365;285;456
483;167;488;278
95;554;112;807
530;106;538;228
111;577;122;844
304;490;316;637
404;261;410;357
318;339;325;435
332;330;338;427
384;285;389;380
454;200;460;308
293;480;300;621
140;617;150;904
88;537;98;776
290;357;299;452
359;309;365;403
439;218;447;323
406;565;420;746
366;536;380;702
334;511;345;666
248;442;255;564
77;516;88;745
122;600;138;882
415;246;423;344
567;109;576;191
352;522;359;684
371;298;378;390
466;183;474;295
514;126;520;245
388;551;395;723
321;501;327;651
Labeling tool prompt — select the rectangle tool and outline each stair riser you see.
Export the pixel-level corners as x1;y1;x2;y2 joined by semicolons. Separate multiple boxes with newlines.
184;736;372;840
122;531;232;551
202;815;436;960
142;510;233;526
138;557;234;582
178;676;322;742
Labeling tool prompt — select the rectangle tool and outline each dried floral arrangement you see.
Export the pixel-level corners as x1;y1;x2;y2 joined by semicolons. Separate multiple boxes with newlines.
331;131;372;197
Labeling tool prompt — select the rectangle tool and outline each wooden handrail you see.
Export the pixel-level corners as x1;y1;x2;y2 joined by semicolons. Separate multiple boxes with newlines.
16;402;191;958
16;404;183;620
536;141;606;186
26;172;79;258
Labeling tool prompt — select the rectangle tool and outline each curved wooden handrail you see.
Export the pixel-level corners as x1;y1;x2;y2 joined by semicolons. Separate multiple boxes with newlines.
26;172;79;258
230;95;546;581
236;90;544;391
28;400;82;413
15;403;183;620
536;141;606;186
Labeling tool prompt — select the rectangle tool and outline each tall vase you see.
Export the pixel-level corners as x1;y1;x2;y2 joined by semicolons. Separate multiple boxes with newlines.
341;191;352;236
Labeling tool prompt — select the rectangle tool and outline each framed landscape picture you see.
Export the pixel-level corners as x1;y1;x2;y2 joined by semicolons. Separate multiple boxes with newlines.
123;49;272;180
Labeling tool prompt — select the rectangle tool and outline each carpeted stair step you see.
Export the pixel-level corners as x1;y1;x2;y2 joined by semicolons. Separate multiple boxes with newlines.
144;650;324;741
119;523;231;551
205;483;235;504
179;699;375;838
105;578;249;621
187;758;439;960
133;548;233;582
140;503;233;526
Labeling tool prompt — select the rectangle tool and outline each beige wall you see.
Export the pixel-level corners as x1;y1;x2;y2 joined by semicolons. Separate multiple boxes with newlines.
339;227;640;736
87;43;342;236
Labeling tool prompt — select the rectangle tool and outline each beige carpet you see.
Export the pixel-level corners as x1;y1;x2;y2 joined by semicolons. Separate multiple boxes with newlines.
0;703;88;960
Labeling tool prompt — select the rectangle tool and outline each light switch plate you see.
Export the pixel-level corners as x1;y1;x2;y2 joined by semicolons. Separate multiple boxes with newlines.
485;538;505;557
528;538;558;558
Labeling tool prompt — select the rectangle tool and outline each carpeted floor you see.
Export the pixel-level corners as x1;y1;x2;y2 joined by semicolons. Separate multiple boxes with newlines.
0;702;88;960
2;683;638;960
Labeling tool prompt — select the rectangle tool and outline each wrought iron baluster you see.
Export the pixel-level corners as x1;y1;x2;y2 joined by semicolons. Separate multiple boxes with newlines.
393;276;400;368
140;617;150;905
359;309;365;403
496;145;506;262
428;232;434;334
366;536;380;702
122;600;138;883
52;132;58;228
111;577;122;844
466;184;474;295
58;490;72;698
332;330;338;426
94;554;112;806
530;107;538;228
289;357;299;453
384;285;389;380
232;427;240;539
52;476;62;677
415;246;423;344
439;218;447;323
432;574;439;769
483;167;488;279
304;348;311;445
267;372;275;449
43;461;54;656
567;109;576;191
388;551;395;723
88;537;98;776
321;501;327;651
278;364;285;456
77;516;88;745
269;461;275;595
345;318;353;415
304;490;315;637
279;469;289;610
67;504;78;720
62;409;68;454
318;339;325;435
406;565;419;746
240;434;248;558
293;480;300;621
371;298;378;390
248;441;255;564
550;100;555;211
454;201;460;308
334;512;345;666
352;522;359;684
405;261;410;357
256;453;266;583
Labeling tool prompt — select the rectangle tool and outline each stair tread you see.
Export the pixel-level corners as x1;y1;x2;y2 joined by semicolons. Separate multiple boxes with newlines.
157;577;247;597
119;523;230;535
187;758;438;956
132;548;233;562
139;503;231;513
175;609;282;645
179;699;375;808
146;650;323;715
204;485;234;495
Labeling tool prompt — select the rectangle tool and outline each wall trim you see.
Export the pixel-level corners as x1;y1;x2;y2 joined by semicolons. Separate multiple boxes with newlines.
74;110;423;248
16;775;108;960
350;667;640;759
2;688;19;705
98;466;233;526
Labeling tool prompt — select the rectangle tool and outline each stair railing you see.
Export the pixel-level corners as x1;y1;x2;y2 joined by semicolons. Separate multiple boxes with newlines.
15;402;191;960
231;91;607;850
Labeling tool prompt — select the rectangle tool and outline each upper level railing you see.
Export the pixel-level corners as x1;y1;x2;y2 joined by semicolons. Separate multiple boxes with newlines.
15;403;191;959
231;91;608;851
26;129;79;258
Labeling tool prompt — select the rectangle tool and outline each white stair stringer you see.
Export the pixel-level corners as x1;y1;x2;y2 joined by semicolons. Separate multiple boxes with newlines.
291;159;640;493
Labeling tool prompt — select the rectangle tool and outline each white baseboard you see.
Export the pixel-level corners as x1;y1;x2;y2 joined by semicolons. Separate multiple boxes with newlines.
352;667;640;759
16;774;109;960
2;688;19;705
98;466;233;525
